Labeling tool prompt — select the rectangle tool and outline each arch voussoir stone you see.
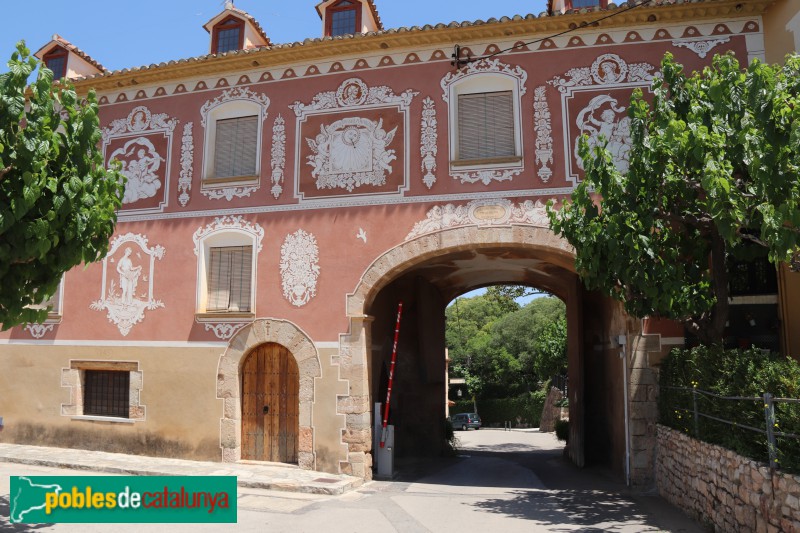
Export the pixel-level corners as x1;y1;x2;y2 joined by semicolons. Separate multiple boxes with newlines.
216;318;321;469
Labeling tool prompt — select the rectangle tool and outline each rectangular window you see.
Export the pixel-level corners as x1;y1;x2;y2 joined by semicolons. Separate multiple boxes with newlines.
84;370;130;418
216;27;241;54
330;8;357;36
207;245;253;312
571;0;600;7
214;116;258;179
45;56;67;79
457;91;515;161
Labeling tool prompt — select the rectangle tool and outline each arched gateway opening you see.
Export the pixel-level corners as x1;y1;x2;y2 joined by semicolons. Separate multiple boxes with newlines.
339;221;636;481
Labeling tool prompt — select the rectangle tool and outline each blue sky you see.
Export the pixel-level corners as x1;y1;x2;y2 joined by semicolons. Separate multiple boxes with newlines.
1;1;549;72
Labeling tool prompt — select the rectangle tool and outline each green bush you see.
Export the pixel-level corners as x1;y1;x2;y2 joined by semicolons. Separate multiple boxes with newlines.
451;390;547;428
554;419;569;442
658;346;800;474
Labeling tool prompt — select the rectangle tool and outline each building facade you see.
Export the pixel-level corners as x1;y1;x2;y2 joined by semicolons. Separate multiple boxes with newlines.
0;0;795;486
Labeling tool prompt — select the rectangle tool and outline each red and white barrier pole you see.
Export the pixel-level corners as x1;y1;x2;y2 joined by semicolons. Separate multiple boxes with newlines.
380;301;403;448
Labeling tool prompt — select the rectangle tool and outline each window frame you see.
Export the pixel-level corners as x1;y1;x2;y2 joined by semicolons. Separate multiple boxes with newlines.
195;229;259;318
211;15;245;54
201;99;265;188
43;46;68;80
83;370;131;419
325;0;362;37
565;0;608;8
446;72;524;171
61;360;144;423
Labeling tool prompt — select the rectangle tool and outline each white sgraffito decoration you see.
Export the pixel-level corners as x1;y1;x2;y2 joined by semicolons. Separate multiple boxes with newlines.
25;323;54;339
406;199;552;240
672;37;731;59
270;115;286;199
203;322;248;340
574;95;632;174
440;58;528;102
111;137;164;204
280;230;320;307
178;122;194;207
290;77;417;117
420;97;438;189
192;215;264;256
200;87;270;128
201;186;259;201
90;233;165;336
533;86;553;183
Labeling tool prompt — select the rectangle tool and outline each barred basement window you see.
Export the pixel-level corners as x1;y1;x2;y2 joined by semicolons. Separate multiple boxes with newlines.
83;370;130;418
457;91;515;160
214;116;258;179
207;245;253;312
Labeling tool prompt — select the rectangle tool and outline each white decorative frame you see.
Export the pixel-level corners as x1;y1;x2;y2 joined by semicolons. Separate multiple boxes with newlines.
200;87;270;202
289;77;418;201
548;53;656;185
192;215;264;317
440;58;528;185
280;230;320;307
90;233;165;336
270;115;287;199
178;122;194;207
420;97;438;189
405;198;551;240
102;106;177;215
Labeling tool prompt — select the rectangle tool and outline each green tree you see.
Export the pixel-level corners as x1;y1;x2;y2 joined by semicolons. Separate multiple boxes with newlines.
549;52;800;345
0;43;124;328
532;316;567;380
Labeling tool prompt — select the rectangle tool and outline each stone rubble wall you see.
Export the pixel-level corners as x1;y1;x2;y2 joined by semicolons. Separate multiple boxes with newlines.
657;424;800;533
539;386;565;433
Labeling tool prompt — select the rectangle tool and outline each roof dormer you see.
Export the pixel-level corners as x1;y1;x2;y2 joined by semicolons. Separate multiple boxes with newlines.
34;35;105;80
203;1;270;55
316;0;383;37
549;0;609;14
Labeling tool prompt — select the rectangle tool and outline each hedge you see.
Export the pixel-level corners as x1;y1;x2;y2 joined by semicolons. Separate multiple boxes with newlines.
451;390;546;428
658;346;800;474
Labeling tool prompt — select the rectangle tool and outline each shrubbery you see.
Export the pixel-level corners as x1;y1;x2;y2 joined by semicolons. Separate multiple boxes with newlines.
451;389;547;428
658;346;800;474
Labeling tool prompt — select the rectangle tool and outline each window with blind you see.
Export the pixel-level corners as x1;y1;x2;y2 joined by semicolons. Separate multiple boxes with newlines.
207;245;253;312
83;370;130;418
214;116;258;179
457;91;516;161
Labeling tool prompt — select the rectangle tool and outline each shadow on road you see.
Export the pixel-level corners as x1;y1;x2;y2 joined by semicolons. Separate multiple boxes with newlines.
0;495;53;532
471;488;655;531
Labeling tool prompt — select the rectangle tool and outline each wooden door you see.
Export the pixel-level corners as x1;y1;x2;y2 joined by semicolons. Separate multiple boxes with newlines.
241;343;299;463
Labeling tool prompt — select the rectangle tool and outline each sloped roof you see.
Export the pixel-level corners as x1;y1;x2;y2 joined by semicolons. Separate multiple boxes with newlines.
315;0;384;31
203;4;271;46
34;34;107;73
65;0;771;89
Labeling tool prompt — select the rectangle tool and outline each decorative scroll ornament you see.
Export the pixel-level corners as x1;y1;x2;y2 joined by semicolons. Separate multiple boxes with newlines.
200;87;270;127
420;97;438;189
25;323;54;339
290;78;417;118
452;168;523;186
440;58;528;102
672;37;731;59
203;322;248;340
90;233;165;336
192;215;264;255
305;117;398;192
548;53;655;93
406;199;551;240
178;123;194;207
280;230;320;307
102;105;177;143
533;86;554;183
200;186;259;201
270;115;287;199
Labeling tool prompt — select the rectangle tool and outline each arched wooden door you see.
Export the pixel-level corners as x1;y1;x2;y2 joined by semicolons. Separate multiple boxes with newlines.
241;343;299;463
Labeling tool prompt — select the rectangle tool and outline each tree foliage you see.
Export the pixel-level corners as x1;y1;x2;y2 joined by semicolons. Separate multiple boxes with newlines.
549;53;800;344
0;43;124;328
446;293;566;398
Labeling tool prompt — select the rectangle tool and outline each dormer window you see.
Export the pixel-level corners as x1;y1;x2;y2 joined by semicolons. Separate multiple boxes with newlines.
213;16;245;54
327;0;361;36
43;46;68;79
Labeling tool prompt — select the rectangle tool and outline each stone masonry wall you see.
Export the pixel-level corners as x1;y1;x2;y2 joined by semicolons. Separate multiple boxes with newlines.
657;425;800;532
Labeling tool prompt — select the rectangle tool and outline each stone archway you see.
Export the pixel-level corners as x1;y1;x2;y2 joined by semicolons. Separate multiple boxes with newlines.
336;223;581;478
217;318;321;470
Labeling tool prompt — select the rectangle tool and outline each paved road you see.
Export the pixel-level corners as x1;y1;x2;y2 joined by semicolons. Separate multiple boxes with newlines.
0;430;702;532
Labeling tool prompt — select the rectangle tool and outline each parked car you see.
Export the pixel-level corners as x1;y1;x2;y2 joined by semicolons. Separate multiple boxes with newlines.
451;413;481;431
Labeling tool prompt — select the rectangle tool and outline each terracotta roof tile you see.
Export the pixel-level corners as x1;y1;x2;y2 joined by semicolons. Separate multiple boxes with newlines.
35;34;107;73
